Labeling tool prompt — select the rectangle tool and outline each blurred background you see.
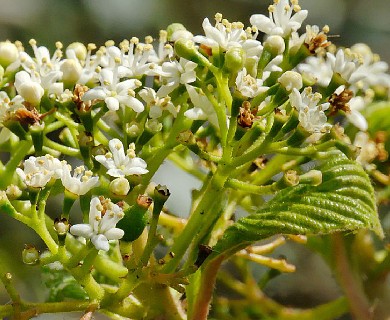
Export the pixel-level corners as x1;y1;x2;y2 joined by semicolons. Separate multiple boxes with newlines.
1;0;389;319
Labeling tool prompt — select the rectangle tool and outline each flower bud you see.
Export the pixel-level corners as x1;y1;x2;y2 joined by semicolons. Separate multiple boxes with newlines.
22;244;39;265
110;177;130;196
174;39;210;66
264;35;285;55
278;71;303;92
167;23;193;42
223;46;245;73
66;42;87;61
0;41;19;67
60;59;82;86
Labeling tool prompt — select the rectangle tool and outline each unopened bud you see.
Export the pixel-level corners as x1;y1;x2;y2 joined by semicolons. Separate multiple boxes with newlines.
167;23;193;42
22;244;39;265
66;42;87;61
17;81;44;106
224;46;245;73
264;35;285;55
278;71;303;92
174;38;209;66
0;41;19;67
110;177;130;196
61;59;83;86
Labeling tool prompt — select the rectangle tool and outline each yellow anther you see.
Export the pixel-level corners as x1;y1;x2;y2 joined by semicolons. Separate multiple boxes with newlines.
130;37;139;45
105;40;115;47
87;43;97;51
145;35;153;44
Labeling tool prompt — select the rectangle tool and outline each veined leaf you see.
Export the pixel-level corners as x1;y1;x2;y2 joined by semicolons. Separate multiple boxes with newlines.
213;151;383;257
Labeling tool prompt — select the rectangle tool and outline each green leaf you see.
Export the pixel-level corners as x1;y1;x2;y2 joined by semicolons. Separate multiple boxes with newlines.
214;151;383;257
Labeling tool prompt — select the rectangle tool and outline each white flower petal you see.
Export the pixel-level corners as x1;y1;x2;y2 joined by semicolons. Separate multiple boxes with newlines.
91;234;110;251
104;228;124;240
70;224;93;238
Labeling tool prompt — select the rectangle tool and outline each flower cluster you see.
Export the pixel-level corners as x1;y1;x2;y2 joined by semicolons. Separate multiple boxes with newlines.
0;1;389;318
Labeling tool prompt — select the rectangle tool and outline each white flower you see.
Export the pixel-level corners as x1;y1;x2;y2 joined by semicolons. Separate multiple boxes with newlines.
121;39;163;78
70;196;124;251
350;43;390;91
327;49;364;84
60;164;99;196
157;58;197;97
289;87;331;133
297;55;333;87
139;87;178;119
184;84;219;127
0;91;24;124
193;15;263;61
14;71;44;106
14;40;64;96
235;68;268;98
193;16;246;50
16;155;63;188
95;138;148;177
250;0;308;37
81;68;144;112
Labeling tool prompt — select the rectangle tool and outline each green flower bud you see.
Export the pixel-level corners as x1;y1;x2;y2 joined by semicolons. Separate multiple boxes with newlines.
22;244;39;265
223;46;245;73
174;39;210;66
167;23;193;42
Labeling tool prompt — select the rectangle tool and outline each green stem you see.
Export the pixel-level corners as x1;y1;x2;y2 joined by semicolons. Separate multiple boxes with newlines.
162;165;229;273
225;178;279;195
44;137;80;157
0;140;32;188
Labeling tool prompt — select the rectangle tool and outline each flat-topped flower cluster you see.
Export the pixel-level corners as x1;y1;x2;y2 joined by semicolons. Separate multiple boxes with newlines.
0;1;388;319
1;0;389;253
